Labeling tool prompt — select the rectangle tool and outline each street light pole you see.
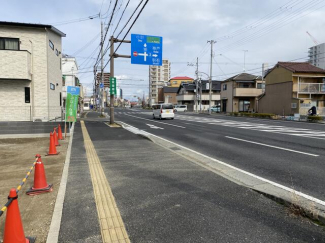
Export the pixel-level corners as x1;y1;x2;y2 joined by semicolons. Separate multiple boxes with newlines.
196;57;199;113
207;40;216;115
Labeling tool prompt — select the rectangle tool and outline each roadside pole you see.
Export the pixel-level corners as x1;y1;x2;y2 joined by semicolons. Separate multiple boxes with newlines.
100;21;104;116
207;40;216;115
195;57;199;113
109;36;131;124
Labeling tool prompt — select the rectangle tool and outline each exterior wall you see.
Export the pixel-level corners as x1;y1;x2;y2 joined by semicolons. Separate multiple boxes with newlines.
258;82;299;115
265;66;292;85
220;81;233;112
0;80;32;121
0;50;31;80
164;93;177;104
0;26;48;120
47;29;63;120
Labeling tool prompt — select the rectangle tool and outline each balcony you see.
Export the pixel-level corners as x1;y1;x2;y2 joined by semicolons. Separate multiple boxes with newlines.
0;50;32;80
233;88;263;97
177;94;220;101
298;83;325;93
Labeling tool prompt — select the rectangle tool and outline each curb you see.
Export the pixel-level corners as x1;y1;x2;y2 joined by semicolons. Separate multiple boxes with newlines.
46;122;75;243
117;121;325;226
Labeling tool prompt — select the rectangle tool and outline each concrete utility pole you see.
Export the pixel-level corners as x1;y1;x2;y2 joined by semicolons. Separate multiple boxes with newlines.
109;36;131;124
195;57;199;113
243;50;248;72
100;21;104;115
208;40;216;115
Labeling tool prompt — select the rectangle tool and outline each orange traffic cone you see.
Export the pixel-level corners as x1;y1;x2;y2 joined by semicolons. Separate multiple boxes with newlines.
46;132;59;156
58;124;64;140
3;188;36;243
26;155;53;196
53;128;60;146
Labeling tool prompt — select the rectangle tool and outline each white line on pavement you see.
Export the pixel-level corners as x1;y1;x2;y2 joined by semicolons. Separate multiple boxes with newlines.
225;136;319;157
125;114;186;129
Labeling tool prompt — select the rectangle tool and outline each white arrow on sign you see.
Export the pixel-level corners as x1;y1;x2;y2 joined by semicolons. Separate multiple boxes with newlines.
146;124;164;129
144;43;147;47
138;52;148;61
152;54;158;57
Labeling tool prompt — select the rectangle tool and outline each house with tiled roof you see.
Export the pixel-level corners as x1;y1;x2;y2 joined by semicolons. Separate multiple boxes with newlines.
220;73;264;113
168;76;194;87
258;62;325;116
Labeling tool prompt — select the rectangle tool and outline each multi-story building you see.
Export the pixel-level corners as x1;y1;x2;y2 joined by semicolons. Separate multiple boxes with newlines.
258;62;325;116
220;73;264;113
168;76;194;87
149;59;170;104
0;21;65;121
308;43;325;69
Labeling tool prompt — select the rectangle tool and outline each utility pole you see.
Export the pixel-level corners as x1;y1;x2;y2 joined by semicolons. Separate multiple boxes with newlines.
243;50;248;72
100;21;104;115
207;40;216;115
195;57;199;113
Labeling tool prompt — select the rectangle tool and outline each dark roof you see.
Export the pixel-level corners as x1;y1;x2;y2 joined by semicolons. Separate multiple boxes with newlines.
223;73;260;82
276;62;325;73
163;87;178;93
177;80;221;94
0;21;66;37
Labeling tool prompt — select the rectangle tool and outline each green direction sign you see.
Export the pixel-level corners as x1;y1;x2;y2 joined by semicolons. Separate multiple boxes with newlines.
110;77;117;95
66;86;80;122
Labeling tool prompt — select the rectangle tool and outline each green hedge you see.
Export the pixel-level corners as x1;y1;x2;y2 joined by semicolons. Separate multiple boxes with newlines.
229;112;275;119
307;115;323;122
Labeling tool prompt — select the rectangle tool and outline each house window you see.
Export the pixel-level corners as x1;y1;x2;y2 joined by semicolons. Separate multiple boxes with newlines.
55;49;59;56
0;38;19;50
50;83;55;90
25;87;30;103
257;83;265;89
239;100;250;112
49;40;54;50
173;81;178;85
223;84;227;91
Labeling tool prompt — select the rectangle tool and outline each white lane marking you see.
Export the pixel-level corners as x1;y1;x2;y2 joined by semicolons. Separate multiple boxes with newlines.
146;124;164;129
225;136;319;157
120;122;325;207
125;114;186;129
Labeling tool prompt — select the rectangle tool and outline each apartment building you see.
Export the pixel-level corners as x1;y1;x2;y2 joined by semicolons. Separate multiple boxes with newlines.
220;73;264;113
0;21;65;121
308;43;325;69
258;62;325;116
149;59;170;104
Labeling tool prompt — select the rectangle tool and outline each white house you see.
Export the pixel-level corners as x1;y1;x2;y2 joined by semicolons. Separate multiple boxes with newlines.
0;21;66;121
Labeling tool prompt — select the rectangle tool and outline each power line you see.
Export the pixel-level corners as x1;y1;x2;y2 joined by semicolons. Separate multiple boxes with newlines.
48;14;99;26
112;0;131;35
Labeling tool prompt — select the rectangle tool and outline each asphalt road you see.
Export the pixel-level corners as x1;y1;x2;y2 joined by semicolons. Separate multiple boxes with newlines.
80;120;325;242
110;108;325;202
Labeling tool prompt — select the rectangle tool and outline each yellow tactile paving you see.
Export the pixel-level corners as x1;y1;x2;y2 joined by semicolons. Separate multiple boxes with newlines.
81;121;131;243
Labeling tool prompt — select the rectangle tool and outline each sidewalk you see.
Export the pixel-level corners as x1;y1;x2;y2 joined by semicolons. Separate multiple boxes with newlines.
57;121;325;242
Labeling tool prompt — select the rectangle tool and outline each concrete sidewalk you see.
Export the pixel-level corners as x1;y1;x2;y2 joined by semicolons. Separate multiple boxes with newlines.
57;121;325;242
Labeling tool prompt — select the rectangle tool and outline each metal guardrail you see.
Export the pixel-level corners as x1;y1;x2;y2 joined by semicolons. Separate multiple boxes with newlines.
0;157;38;217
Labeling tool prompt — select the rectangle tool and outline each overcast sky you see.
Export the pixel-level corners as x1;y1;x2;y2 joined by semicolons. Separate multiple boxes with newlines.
1;0;325;100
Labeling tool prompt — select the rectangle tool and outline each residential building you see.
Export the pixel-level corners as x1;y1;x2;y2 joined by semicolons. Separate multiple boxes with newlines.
176;80;221;111
220;73;264;113
169;76;194;87
149;59;170;104
0;21;65;121
258;62;325;116
308;43;325;69
163;87;179;104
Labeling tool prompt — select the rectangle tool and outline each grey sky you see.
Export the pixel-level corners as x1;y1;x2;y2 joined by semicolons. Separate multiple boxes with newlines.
1;0;325;100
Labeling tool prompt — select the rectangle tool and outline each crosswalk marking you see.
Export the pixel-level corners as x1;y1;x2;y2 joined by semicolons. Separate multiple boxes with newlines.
176;115;325;140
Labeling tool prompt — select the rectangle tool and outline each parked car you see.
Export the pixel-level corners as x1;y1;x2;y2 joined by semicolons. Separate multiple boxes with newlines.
174;105;187;112
152;103;174;120
125;105;131;109
208;105;221;113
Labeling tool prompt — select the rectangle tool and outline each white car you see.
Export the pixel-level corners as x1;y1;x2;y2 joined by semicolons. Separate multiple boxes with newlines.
152;103;175;120
174;105;187;112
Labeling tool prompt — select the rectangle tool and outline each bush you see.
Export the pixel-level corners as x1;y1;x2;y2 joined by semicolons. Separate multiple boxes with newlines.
307;116;323;122
229;112;275;119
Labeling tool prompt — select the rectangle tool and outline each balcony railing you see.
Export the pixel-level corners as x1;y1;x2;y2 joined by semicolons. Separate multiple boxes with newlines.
233;88;263;97
0;50;32;80
298;83;325;93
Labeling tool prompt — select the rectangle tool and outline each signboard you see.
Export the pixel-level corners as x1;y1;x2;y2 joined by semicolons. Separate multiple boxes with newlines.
100;83;104;88
66;86;80;122
110;77;117;95
131;34;163;66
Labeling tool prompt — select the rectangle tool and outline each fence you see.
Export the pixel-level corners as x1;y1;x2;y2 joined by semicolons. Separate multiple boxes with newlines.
0;106;64;121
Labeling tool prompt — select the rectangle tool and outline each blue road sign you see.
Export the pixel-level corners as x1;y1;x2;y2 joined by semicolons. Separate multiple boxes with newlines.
131;34;163;66
100;83;104;88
